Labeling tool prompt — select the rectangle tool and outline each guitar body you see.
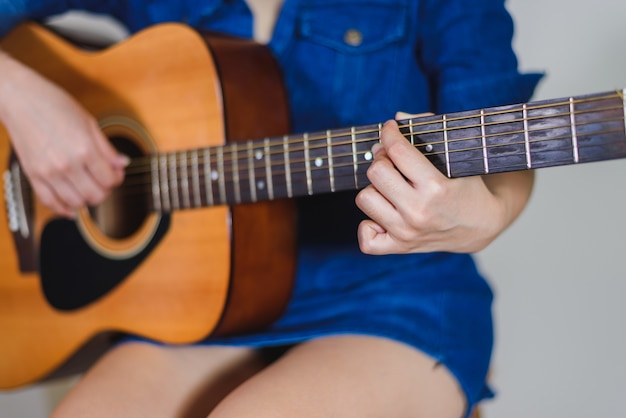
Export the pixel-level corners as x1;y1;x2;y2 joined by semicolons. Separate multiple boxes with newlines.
0;23;295;389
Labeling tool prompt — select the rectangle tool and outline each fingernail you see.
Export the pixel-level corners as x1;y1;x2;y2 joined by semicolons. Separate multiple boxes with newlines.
118;154;131;167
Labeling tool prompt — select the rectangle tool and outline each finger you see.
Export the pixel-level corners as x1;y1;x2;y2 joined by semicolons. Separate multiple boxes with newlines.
70;162;111;206
357;219;388;255
32;179;79;218
365;121;421;209
394;111;433;120
95;131;129;170
49;140;112;207
379;120;443;186
90;122;128;183
82;144;122;201
357;219;405;255
355;185;404;233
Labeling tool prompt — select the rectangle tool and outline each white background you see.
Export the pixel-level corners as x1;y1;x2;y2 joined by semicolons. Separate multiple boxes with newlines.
2;1;626;417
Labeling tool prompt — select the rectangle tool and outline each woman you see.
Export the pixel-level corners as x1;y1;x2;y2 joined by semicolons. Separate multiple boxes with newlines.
0;0;540;416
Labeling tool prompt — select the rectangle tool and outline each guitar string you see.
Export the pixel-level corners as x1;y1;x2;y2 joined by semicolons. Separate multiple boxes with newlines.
117;114;625;186
17;120;623;212
15;123;626;210
121;97;624;180
75;119;624;208
14;93;626;207
119;95;623;169
115;110;625;205
104;124;626;207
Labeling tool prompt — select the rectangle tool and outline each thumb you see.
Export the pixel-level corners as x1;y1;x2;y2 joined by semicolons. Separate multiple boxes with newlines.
357;219;387;255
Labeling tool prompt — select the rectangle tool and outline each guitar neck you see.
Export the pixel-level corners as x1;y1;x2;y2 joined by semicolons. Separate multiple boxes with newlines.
143;90;626;212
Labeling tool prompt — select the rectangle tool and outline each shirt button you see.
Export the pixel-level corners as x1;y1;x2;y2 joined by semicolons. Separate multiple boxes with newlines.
343;29;363;47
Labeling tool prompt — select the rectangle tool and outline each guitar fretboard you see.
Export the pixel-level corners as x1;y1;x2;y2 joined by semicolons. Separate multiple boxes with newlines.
132;90;626;212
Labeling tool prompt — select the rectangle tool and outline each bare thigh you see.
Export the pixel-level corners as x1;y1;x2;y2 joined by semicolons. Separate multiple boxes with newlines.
50;341;269;418
209;334;466;418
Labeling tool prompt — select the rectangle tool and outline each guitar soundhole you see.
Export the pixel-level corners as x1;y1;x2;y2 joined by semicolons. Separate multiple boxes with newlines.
87;137;149;239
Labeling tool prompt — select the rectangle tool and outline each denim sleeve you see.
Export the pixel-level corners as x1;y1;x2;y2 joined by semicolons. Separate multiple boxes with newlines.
0;0;32;37
0;0;128;38
417;0;543;113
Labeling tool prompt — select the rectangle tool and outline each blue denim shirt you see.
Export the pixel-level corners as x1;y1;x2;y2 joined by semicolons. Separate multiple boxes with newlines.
1;0;541;124
0;0;542;242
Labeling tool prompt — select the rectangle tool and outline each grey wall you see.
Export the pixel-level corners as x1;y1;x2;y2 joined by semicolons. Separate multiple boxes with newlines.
479;1;626;416
2;1;626;416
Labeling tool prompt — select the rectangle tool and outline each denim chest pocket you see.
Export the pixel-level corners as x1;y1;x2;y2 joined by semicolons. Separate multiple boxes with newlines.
298;1;408;54
288;1;414;127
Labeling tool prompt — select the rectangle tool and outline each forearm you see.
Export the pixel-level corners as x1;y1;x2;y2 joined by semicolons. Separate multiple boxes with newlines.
0;48;29;121
0;49;14;119
482;170;535;232
0;48;52;131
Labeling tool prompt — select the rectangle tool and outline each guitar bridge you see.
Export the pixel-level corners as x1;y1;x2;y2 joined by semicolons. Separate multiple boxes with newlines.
3;159;37;272
4;162;30;238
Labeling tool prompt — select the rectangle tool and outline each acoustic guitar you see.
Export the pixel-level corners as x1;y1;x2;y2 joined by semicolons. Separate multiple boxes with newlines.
1;22;626;389
0;22;297;389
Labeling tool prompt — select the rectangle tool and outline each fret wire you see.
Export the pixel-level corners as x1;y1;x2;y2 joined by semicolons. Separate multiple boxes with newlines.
283;135;293;198
168;153;179;209
231;143;241;204
523;103;532;169
326;129;335;192
569;97;579;163
399;104;623;143
247;141;257;202
247;104;621;159
227;129;626;187
442;115;451;178
303;133;312;195
159;154;170;212
409;118;415;145
129;119;625;187
480;109;489;174
268;99;620;151
203;148;214;206
230;95;620;152
351;126;358;188
125;94;624;175
334;129;622;173
124;96;625;181
400;92;621;135
151;156;161;211
275;98;621;155
436;114;621;154
264;138;274;200
166;123;625;186
397;93;620;139
430;127;626;159
126;100;624;179
217;147;226;204
119;125;626;202
398;112;623;159
127;93;626;177
190;149;201;207
317;128;625;174
180;150;191;208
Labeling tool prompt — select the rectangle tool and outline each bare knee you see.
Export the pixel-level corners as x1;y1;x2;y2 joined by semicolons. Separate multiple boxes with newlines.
52;342;268;418
208;335;465;418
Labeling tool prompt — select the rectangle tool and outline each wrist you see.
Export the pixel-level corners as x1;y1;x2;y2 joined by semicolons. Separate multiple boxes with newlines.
0;49;30;120
0;50;15;119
